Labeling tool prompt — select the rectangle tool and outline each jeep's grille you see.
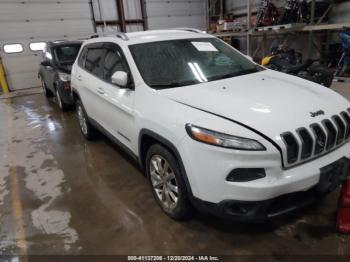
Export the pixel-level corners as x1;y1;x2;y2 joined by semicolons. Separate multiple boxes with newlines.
281;110;350;167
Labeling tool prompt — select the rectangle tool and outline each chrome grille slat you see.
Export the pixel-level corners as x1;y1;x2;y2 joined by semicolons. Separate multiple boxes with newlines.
332;115;346;144
281;111;350;167
322;119;337;150
280;132;299;164
296;128;313;160
340;111;350;139
310;123;326;155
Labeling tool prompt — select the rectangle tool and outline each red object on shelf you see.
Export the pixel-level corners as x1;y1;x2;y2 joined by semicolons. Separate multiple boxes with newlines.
337;180;350;234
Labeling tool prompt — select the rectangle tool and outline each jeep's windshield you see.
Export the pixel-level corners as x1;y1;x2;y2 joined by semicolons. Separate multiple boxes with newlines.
129;38;263;89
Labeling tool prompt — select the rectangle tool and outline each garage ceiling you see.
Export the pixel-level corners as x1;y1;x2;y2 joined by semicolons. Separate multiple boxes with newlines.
0;0;95;91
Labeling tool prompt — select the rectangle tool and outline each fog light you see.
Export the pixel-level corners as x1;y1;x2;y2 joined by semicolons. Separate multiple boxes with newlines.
226;168;266;182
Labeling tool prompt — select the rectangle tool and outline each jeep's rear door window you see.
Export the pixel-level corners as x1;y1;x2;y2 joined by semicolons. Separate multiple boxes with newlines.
84;48;105;77
129;38;263;89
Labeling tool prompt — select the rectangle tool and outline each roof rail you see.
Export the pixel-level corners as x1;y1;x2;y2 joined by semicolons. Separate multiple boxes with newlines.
88;32;129;41
172;28;206;34
115;32;129;41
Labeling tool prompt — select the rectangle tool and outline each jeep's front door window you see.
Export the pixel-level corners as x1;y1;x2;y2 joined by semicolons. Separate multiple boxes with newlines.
129;38;263;89
103;47;127;83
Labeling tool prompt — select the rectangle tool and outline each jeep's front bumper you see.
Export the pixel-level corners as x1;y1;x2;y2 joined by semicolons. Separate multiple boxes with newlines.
178;136;350;219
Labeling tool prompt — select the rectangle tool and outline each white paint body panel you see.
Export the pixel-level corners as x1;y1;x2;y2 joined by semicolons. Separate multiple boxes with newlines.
71;30;350;204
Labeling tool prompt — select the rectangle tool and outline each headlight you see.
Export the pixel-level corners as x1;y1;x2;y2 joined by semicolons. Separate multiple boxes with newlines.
58;72;71;82
185;124;266;151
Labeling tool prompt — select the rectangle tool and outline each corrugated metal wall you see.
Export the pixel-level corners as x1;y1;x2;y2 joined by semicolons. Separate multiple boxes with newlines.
145;0;207;30
93;0;207;33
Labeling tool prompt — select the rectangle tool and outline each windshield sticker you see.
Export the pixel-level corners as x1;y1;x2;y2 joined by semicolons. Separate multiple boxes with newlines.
191;42;218;52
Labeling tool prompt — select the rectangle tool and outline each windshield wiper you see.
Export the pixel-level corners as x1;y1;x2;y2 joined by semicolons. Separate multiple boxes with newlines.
149;80;199;89
208;67;261;82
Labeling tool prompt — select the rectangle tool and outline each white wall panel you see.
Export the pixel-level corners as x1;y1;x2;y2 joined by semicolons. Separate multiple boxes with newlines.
92;0;118;21
124;0;143;20
145;0;207;30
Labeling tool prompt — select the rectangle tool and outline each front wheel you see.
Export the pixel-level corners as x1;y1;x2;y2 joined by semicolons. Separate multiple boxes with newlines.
56;88;70;112
76;100;97;140
146;144;191;220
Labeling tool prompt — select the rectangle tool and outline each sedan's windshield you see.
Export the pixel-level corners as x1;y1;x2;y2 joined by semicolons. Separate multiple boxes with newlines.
129;38;263;89
53;44;81;66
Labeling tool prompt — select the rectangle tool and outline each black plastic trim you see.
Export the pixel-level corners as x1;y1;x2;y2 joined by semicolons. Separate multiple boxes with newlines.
138;129;194;196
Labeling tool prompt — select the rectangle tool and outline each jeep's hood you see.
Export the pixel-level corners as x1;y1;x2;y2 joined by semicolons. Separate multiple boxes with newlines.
160;70;350;141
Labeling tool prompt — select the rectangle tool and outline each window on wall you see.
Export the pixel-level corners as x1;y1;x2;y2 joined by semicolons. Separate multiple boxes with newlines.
3;44;23;54
30;42;46;52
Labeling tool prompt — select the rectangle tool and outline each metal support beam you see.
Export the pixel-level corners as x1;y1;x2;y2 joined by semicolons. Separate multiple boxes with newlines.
116;0;126;32
89;1;97;33
140;0;147;30
308;0;316;58
246;0;252;55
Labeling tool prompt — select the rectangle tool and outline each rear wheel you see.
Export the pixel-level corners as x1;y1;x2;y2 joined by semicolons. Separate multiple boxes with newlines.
146;144;191;220
76;100;97;140
41;80;53;98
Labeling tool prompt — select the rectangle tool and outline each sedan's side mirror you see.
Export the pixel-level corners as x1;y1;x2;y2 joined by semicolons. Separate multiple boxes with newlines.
111;71;128;87
41;60;51;67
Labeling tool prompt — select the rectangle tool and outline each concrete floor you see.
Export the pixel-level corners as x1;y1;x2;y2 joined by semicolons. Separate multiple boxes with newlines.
1;82;350;256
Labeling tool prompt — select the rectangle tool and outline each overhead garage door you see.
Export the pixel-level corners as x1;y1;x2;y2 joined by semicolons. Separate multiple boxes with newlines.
0;0;95;91
145;0;207;30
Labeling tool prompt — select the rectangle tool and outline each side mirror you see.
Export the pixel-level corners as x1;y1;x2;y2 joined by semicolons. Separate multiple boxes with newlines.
111;71;128;87
41;60;51;67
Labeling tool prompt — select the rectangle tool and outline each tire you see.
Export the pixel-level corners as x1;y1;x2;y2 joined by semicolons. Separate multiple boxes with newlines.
146;144;191;220
41;80;53;98
76;99;97;140
56;88;70;112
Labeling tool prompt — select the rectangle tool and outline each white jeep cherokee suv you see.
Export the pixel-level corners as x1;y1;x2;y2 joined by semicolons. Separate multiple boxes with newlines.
71;29;350;221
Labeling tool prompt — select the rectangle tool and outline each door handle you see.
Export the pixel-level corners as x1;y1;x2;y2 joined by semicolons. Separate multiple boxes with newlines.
97;87;105;95
77;75;82;81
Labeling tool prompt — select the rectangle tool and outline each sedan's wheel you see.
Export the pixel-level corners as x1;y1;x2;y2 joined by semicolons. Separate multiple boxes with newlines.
41;80;53;98
56;89;70;111
56;89;63;109
76;100;96;140
146;144;191;220
150;155;179;209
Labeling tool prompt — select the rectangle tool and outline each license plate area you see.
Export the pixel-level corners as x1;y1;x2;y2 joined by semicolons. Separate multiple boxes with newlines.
318;157;350;193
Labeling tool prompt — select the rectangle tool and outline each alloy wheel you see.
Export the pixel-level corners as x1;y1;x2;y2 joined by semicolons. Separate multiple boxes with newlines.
56;89;63;109
77;105;88;135
41;80;47;95
149;155;179;209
